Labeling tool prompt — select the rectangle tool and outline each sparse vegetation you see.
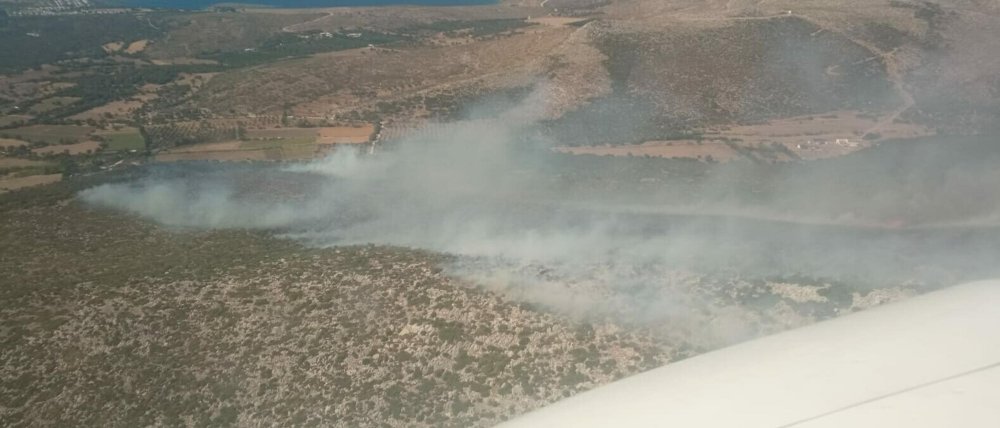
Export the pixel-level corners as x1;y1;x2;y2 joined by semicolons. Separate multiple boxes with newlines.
200;30;404;68
0;13;172;73
400;18;535;39
0;177;671;427
1;1;1000;426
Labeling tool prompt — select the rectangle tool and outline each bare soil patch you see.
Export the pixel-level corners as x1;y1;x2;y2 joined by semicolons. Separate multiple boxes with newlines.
124;39;149;54
101;41;124;53
317;125;373;144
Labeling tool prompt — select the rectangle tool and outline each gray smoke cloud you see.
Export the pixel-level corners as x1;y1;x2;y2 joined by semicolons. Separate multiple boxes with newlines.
80;86;1000;336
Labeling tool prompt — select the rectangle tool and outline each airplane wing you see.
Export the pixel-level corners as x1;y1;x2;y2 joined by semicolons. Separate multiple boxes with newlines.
499;280;1000;427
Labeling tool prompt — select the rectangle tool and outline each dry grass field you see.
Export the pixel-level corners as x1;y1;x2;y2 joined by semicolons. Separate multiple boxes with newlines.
0;156;59;192
27;97;81;115
0;115;32;127
0;157;48;169
152;124;376;162
155;139;320;162
317;125;374;144
244;125;373;143
2;125;96;145
70;99;147;122
156;149;272;162
0;138;28;149
32;140;102;156
0;173;61;192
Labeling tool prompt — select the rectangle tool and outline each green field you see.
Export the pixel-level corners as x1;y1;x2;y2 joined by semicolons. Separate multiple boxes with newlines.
100;128;146;151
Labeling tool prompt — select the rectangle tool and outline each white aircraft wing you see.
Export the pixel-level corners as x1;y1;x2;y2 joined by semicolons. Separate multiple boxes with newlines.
499;280;1000;428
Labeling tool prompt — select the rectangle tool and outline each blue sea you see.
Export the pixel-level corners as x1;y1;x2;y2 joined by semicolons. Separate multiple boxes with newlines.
120;0;497;8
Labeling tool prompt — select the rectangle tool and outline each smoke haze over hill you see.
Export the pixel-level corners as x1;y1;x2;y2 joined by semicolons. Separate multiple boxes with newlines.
81;89;1000;326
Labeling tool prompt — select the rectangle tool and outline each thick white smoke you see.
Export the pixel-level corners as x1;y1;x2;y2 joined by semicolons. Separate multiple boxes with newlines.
80;87;1000;334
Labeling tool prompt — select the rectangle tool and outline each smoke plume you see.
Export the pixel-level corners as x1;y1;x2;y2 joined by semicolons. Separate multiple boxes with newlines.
80;87;1000;334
